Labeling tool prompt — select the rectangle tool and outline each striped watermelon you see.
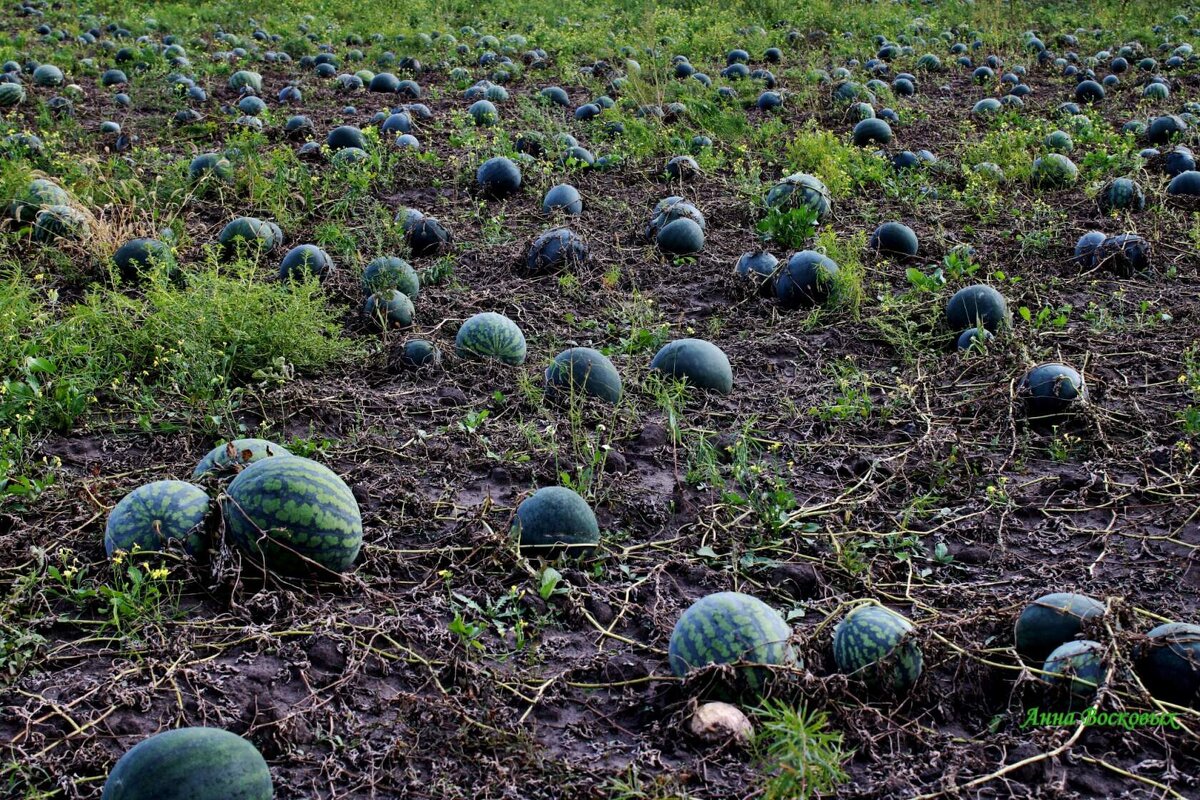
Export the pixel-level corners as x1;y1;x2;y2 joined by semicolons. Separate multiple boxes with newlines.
192;439;292;479
222;456;362;575
105;480;212;557
832;605;923;693
765;173;831;222
669;591;796;696
455;312;527;365
362;256;419;297
101;727;271;800
1098;177;1145;212
0;82;25;106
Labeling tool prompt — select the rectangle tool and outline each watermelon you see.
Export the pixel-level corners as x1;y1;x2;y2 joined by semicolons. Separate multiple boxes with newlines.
651;339;732;394
765;173;832;221
1014;592;1104;663
1091;233;1149;275
1031;153;1078;187
972;98;1002;116
525;228;588;274
1146;115;1186;145
8;178;71;223
0;82;25;106
1018;363;1086;421
476;156;522;198
513;486;600;556
105;480;211;557
775;250;839;308
33;64;64;86
228;70;263;91
219;217;282;255
1134;622;1200;706
656;217;705;255
1098;178;1145;212
33;205;91;243
362;256;419;297
945;284;1010;333
1044;130;1074;153
735;250;778;294
544;347;622;404
833;604;923;693
222;456;362;575
364;291;414;330
112;239;175;282
469;99;499;125
401;211;452;257
665;155;700;181
956;327;994;352
869;222;918;257
1041;640;1105;702
101;727;271;800
852;118;892;147
542;183;583;216
193;439;292;479
455;312;527;365
279;244;333;281
1166;170;1200;196
1073;231;1106;264
189;154;233;183
327;125;366;151
669;591;796;695
399;339;441;369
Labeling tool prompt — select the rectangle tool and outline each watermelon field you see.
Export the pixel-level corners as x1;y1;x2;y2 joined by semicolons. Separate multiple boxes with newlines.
4;0;1200;796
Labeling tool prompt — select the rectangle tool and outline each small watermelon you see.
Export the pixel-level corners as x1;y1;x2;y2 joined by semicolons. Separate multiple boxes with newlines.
1041;639;1105;702
1134;622;1200;707
101;727;272;800
455;312;527;365
945;284;1010;332
668;591;796;695
0;82;26;106
1031;153;1078;188
222;456;362;575
775;250;839;308
765;173;831;222
1014;592;1104;663
525;228;588;274
513;486;600;556
650;339;732;394
399;339;441;369
192;439;292;479
544;347;622;404
105;480;211;557
363;290;414;330
833;604;923;693
869;222;919;257
1098;178;1145;212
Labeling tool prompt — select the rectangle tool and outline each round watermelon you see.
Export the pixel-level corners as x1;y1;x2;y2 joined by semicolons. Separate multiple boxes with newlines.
765;173;831;221
364;290;414;330
0;82;26;106
399;339;441;369
869;222;919;257
101;727;271;800
455;312;527;365
668;591;797;695
362;256;419;297
833;604;923;693
1014;592;1104;663
1041;639;1105;702
1031;153;1078;187
222;456;363;575
1018;363;1086;422
1134;622;1200;707
650;339;732;394
105;480;211;557
775;250;839;308
945;284;1010;332
192;439;292;479
656;217;705;255
1098;178;1145;212
544;347;622;404
513;486;599;556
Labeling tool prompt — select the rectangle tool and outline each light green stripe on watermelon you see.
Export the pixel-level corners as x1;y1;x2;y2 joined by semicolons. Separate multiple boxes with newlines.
101;727;272;800
833;604;923;693
223;456;362;575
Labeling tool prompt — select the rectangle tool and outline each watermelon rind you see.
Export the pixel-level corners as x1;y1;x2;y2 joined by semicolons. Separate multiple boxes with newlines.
101;727;272;800
104;480;211;557
650;338;733;394
222;456;362;575
512;486;600;556
668;591;797;695
544;347;622;404
1041;639;1105;702
1013;592;1104;663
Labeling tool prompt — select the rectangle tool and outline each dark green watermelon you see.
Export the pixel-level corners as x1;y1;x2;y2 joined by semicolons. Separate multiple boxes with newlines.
1018;363;1086;422
775;250;839;308
104;480;211;557
656;217;705;255
1031;153;1078;187
476;156;522;198
1041;639;1105;702
1014;592;1104;663
544;347;622;404
513;486;599;556
399;339;441;369
363;290;414;330
650;339;732;394
852;117;892;147
668;591;796;695
1098;178;1145;212
765;173;831;221
945;284;1010;332
101;727;271;800
362;256;419;297
222;456;363;575
455;312;527;365
869;222;919;257
833;604;923;693
279;244;333;281
112;238;176;282
1134;622;1200;707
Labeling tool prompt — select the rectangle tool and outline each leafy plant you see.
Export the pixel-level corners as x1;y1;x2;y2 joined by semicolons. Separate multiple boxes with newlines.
753;700;852;800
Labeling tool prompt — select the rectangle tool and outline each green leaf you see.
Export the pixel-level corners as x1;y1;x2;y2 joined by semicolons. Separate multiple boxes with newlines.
696;545;718;559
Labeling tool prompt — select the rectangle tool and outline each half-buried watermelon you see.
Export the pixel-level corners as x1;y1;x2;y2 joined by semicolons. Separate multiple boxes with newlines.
455;312;527;365
105;480;211;557
513;486;600;556
222;456;362;575
668;591;796;696
192;439;292;479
